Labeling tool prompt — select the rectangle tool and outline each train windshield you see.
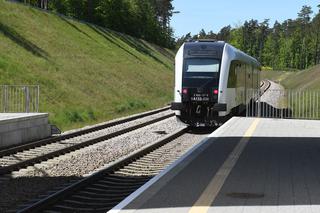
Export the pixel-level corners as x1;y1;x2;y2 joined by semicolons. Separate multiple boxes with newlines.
185;58;220;73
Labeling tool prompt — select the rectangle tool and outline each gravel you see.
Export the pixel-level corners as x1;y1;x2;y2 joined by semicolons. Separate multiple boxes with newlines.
0;110;173;167
260;80;286;108
16;117;182;177
116;132;207;176
0;116;187;212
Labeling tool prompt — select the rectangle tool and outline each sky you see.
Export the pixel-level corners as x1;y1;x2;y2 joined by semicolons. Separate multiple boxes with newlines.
171;0;320;38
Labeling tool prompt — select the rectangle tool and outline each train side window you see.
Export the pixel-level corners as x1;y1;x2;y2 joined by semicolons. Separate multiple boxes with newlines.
227;61;237;88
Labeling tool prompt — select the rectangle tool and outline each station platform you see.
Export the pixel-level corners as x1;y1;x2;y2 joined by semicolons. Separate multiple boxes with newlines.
0;113;51;149
111;117;320;213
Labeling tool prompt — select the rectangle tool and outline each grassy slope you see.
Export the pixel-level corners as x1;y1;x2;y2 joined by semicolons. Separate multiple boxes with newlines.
261;65;320;90
0;1;175;130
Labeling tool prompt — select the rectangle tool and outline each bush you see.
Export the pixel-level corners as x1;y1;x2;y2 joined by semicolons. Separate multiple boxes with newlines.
116;100;147;113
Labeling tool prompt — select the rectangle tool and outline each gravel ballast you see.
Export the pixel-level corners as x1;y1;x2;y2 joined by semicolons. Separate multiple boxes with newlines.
0;110;173;167
260;80;285;108
116;132;208;177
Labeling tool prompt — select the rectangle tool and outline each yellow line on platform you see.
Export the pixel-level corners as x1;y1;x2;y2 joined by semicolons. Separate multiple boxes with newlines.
188;118;260;213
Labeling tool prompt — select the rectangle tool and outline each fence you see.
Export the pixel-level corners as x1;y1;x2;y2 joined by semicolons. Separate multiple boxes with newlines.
246;89;320;120
0;85;40;113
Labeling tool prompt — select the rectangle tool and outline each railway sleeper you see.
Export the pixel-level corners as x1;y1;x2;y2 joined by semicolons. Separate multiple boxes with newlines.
133;159;163;164
108;173;151;181
49;205;111;212
102;177;149;185
71;195;123;202
143;153;162;158
128;161;164;166
98;179;146;186
78;190;130;198
62;199;119;207
115;171;158;176
122;164;164;170
91;183;140;190
119;167;162;173
125;163;164;168
85;187;134;194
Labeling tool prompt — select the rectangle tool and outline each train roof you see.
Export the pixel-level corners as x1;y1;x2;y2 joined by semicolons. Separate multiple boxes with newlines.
183;40;260;67
225;43;260;67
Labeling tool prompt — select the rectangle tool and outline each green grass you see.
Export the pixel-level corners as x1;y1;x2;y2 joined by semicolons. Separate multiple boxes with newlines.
279;65;320;119
261;65;320;119
0;0;175;130
261;65;320;90
279;65;320;90
260;70;293;85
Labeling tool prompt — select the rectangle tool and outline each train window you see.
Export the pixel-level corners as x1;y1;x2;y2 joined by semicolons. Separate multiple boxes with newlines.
228;61;237;88
185;58;220;73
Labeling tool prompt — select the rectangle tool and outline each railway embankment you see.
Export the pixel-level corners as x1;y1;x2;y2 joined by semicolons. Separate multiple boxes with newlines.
261;64;320;90
0;0;174;131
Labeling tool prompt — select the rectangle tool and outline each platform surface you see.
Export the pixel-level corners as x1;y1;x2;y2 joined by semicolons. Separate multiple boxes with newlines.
111;117;320;213
0;113;48;122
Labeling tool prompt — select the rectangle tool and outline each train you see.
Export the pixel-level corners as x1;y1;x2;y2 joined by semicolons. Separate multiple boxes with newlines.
171;40;261;127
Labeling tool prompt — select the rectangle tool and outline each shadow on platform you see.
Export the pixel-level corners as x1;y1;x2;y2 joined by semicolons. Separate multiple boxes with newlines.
119;135;320;212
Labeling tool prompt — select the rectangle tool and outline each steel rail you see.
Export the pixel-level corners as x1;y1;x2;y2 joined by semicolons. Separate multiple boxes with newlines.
0;106;170;158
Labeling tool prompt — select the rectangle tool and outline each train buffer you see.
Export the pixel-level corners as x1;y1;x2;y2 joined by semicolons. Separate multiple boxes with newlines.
111;117;320;213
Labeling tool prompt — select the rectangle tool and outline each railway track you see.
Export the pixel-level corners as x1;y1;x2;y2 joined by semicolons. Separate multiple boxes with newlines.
17;127;189;213
0;107;173;175
3;83;272;211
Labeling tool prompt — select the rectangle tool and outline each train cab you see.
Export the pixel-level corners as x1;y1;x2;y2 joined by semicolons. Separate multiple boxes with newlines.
171;40;260;127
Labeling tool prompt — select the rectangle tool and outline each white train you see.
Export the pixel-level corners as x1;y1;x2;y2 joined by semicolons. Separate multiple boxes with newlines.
171;40;261;127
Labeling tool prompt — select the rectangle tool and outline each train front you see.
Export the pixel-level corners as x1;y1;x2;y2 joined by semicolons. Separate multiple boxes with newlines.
171;41;227;127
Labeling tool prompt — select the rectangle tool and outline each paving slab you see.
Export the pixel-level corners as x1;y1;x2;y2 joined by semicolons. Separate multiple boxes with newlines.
111;117;320;213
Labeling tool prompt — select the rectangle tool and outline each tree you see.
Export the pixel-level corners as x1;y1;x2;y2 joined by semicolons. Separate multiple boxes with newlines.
181;4;320;69
20;0;175;48
297;5;313;69
217;25;231;41
313;5;320;64
152;0;174;29
298;5;313;24
242;19;259;57
198;29;207;39
257;19;270;63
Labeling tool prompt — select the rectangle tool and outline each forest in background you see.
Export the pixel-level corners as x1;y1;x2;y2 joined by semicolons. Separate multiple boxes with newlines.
15;0;175;48
177;5;320;70
14;1;320;70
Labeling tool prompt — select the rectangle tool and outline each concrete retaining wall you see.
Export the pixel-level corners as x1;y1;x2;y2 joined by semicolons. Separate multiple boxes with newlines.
0;113;51;148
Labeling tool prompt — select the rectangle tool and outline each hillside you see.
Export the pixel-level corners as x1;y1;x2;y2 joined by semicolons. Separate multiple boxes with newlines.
280;65;320;90
261;65;320;90
0;0;174;130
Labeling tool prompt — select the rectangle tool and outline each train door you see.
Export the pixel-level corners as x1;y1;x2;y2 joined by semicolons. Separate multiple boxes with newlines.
245;63;253;104
251;64;254;91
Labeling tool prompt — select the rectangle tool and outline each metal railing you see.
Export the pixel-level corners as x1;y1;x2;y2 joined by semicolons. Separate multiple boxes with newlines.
0;85;40;113
246;89;320;120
